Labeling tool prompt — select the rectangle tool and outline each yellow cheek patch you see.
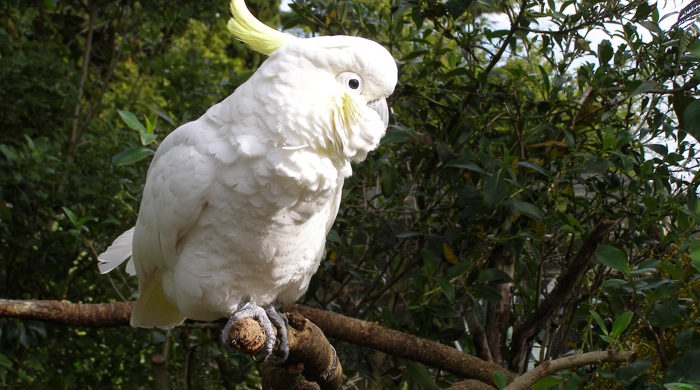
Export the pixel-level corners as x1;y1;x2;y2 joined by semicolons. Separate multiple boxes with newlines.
317;93;363;160
340;93;360;133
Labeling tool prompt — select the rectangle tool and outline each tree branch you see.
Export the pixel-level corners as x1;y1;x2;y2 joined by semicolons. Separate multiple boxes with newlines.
0;299;132;326
504;350;636;390
483;0;529;76
287;304;515;386
0;299;515;386
484;246;514;366
223;313;342;390
509;220;616;372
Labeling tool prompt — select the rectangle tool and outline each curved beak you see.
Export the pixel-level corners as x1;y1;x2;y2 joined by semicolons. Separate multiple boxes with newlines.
368;98;389;129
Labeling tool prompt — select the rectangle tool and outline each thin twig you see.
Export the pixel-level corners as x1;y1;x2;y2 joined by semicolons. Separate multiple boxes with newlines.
504;350;636;390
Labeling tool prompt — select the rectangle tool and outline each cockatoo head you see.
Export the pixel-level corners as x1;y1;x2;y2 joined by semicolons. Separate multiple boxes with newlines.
228;0;398;164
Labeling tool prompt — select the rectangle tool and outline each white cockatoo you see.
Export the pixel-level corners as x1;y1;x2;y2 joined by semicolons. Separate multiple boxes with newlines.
98;0;397;359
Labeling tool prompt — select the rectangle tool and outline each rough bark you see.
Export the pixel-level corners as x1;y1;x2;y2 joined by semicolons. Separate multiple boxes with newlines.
504;350;635;390
484;247;514;366
0;299;131;326
287;304;516;386
0;299;637;387
0;299;515;385
223;312;343;390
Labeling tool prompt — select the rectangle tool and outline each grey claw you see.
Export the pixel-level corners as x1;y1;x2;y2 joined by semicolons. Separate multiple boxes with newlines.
265;306;289;362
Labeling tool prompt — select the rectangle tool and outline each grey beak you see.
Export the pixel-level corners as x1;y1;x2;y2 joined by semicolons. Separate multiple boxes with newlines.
368;98;389;129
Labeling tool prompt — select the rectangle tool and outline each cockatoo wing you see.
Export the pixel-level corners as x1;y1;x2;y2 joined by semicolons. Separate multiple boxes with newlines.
97;227;135;274
129;120;222;328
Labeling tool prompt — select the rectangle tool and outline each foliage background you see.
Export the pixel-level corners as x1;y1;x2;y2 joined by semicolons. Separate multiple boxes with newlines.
1;0;700;388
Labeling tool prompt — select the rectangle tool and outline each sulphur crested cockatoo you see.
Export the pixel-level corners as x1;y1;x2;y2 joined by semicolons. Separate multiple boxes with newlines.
98;0;397;360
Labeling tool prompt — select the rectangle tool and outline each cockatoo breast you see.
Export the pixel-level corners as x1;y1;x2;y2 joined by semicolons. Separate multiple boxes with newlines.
149;87;344;321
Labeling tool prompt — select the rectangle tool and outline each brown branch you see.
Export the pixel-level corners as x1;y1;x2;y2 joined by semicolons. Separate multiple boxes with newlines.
484;246;514;366
223;313;342;390
0;299;515;386
287;304;516;386
483;0;529;76
509;220;616;372
599;79;700;96
504;350;636;390
0;299;132;326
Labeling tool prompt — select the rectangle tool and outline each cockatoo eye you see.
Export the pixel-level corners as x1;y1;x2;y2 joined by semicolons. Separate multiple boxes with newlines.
336;72;363;93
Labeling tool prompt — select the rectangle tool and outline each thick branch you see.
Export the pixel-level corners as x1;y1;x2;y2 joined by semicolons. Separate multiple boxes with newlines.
223;313;342;390
0;299;515;385
504;350;635;390
0;299;131;326
509;220;616;372
288;304;516;386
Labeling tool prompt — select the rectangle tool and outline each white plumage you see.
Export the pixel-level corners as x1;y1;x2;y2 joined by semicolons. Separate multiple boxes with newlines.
98;0;397;358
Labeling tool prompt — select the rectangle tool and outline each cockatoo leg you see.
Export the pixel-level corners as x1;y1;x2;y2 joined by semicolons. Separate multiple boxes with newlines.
221;302;289;362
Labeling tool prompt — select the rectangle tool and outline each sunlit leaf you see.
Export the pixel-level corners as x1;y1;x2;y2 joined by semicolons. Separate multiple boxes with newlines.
117;110;147;133
112;147;155;167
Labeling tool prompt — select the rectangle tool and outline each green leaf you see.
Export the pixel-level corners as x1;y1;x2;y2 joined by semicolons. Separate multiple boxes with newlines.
0;352;12;369
667;351;700;383
437;278;455;301
118;110;147;133
395;231;421;238
509;199;544;221
598;39;613;65
404;361;440;390
532;375;563;390
664;383;700;390
381;165;398;197
476;268;512;283
517;161;549;176
492;371;508;389
688;39;700;58
484;171;507;208
681;100;700;141
649;299;686;328
600;334;617;345
62;207;79;227
595;245;628;273
603;278;628;289
445;159;485;173
639;20;661;35
611;311;633;338
630;80;658;96
616;359;652;386
446;0;472;18
112;147;155;167
674;329;700;353
650;141;672;159
689;243;700;272
590;310;608;336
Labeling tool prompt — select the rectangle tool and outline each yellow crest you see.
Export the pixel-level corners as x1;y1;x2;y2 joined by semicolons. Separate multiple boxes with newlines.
228;0;296;55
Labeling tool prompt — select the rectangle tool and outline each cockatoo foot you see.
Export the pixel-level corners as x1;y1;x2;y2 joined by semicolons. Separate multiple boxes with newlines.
221;302;289;362
264;305;289;361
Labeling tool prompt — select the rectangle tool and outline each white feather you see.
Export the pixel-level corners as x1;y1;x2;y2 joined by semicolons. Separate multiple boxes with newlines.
97;227;134;274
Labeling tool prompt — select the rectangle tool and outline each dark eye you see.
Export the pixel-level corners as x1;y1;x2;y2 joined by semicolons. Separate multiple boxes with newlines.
336;72;363;93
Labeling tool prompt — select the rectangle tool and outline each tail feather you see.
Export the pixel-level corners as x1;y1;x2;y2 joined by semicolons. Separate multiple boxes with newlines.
98;227;135;274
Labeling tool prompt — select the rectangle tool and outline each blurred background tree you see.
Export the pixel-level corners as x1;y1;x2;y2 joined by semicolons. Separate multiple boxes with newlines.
2;0;700;388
